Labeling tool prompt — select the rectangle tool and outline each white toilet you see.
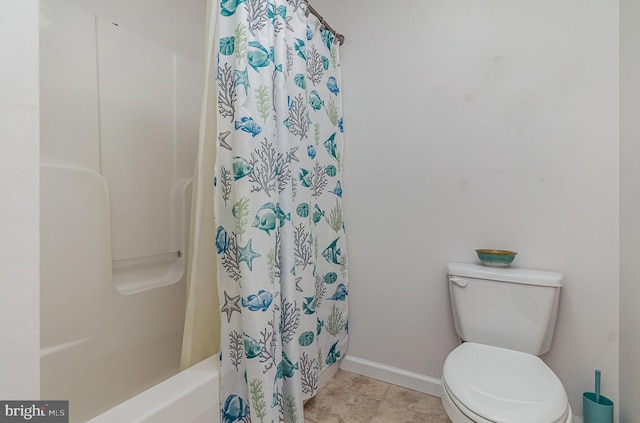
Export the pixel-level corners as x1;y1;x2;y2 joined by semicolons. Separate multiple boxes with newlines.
442;262;572;423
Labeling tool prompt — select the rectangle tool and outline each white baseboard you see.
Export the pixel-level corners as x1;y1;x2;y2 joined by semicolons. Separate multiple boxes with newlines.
339;355;443;398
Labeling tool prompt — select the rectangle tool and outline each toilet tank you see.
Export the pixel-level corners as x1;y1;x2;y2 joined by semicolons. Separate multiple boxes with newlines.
446;262;564;356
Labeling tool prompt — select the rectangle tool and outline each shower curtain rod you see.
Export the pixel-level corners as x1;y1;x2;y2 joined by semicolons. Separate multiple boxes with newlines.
306;3;345;45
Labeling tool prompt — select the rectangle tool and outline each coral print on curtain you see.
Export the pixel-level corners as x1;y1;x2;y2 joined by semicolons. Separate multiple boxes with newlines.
214;0;347;422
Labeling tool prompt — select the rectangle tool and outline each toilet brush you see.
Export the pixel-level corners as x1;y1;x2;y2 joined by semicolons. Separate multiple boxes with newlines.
583;369;613;423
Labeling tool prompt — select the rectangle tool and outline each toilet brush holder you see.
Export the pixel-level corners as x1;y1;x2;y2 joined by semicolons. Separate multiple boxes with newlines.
583;370;613;423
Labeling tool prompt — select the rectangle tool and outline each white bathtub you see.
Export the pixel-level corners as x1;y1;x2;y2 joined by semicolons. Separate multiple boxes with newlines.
86;355;343;423
88;356;220;423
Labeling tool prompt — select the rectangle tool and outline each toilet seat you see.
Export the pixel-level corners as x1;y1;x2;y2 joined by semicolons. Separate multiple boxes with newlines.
442;343;570;423
442;380;496;423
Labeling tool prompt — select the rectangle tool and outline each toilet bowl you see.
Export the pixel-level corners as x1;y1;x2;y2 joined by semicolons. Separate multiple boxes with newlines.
443;263;571;423
441;343;572;423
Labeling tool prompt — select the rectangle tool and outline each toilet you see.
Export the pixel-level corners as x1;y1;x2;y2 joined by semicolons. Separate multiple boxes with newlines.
442;262;572;423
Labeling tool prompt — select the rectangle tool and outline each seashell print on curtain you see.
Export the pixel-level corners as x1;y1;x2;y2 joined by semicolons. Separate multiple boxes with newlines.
213;0;347;421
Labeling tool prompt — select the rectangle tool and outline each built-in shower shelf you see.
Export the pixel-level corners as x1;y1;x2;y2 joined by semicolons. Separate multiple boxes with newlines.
113;250;182;266
110;177;192;295
112;249;185;295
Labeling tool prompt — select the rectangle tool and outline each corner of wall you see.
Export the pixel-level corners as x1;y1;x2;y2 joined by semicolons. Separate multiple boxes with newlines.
0;0;40;399
620;0;640;419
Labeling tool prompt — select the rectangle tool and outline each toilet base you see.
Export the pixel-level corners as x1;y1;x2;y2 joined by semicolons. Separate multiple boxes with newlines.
441;380;573;423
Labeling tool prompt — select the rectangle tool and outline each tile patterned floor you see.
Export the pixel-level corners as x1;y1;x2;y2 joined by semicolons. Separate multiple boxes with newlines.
303;370;453;423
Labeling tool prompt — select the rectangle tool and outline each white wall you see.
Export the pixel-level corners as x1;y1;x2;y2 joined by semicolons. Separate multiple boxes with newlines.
0;0;40;399
620;0;640;420
315;0;620;419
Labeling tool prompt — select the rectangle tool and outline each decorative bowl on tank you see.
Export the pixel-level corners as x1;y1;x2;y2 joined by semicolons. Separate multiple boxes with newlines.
475;249;517;268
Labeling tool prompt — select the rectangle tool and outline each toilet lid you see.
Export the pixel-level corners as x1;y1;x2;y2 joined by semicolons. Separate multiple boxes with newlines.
443;343;568;423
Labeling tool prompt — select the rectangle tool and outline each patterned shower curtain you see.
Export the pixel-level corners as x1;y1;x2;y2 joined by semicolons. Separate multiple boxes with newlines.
213;0;347;422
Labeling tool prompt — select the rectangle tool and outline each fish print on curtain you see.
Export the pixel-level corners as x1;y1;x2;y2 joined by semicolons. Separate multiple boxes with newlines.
214;0;347;422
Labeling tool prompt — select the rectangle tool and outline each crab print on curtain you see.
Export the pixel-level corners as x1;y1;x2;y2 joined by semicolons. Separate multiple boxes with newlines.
213;0;347;422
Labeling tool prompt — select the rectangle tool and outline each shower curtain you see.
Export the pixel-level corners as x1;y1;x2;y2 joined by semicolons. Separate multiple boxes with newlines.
214;1;347;421
181;0;221;370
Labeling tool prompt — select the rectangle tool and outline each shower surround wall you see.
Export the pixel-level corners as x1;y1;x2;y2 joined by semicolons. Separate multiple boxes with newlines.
40;1;203;421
